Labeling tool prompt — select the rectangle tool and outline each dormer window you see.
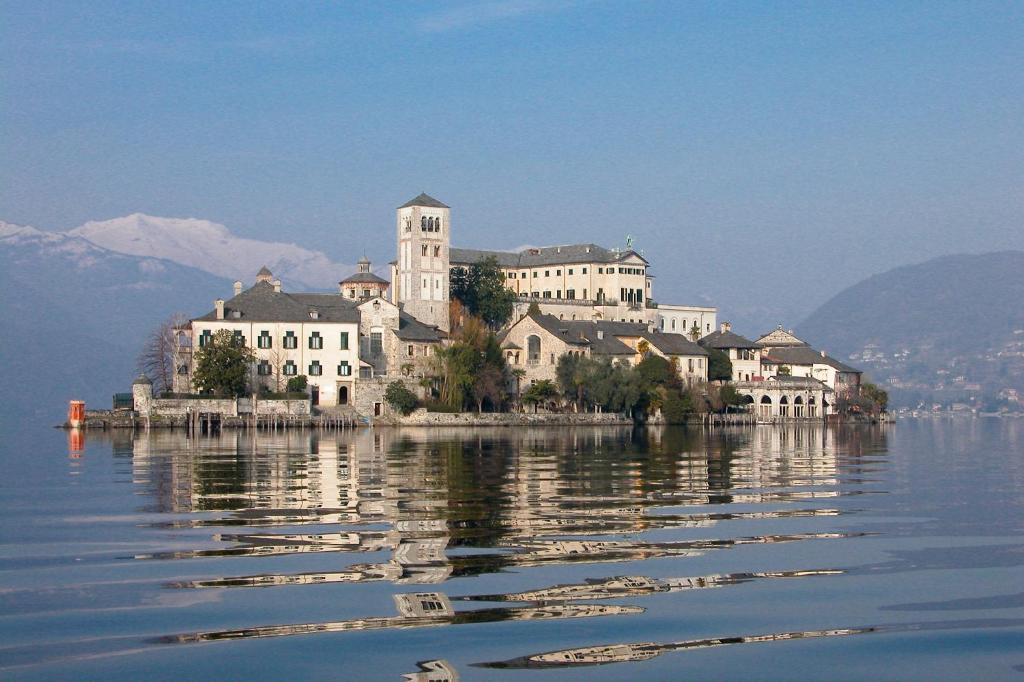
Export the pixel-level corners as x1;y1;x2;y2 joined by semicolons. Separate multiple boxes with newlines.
309;310;320;320
231;310;242;319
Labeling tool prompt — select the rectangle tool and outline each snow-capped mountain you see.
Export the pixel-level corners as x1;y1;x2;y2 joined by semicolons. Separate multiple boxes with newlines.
69;213;355;289
1;218;235;427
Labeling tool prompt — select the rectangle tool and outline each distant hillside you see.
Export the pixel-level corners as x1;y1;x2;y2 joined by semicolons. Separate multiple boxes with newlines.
797;251;1024;409
0;221;234;429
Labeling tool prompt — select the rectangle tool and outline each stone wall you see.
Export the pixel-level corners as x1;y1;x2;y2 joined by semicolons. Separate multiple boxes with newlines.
382;409;633;427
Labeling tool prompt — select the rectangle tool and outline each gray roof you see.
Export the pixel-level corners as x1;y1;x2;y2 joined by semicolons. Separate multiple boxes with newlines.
399;193;449;209
340;271;389;285
451;244;649;268
194;281;361;324
762;346;861;374
644;332;709;357
395;312;446;342
699;329;761;350
256;265;273;277
528;315;634;355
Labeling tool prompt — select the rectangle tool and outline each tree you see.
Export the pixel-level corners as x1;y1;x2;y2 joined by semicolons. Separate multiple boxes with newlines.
192;329;256;397
527;301;542;316
450;256;517;329
860;382;889;413
706;348;733;382
522;379;557;412
471;364;505;412
286;375;308;393
689;324;702;342
636;355;673;387
137;313;188;394
385;381;419;415
719;384;746;412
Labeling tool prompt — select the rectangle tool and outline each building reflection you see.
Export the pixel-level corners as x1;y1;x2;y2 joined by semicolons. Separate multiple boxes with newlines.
127;425;886;590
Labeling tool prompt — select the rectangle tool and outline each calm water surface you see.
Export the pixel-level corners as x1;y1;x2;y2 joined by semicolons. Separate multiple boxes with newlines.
1;421;1022;680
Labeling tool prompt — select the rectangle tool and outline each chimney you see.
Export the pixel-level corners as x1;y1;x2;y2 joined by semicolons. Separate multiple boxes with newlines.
721;322;731;333
214;299;225;320
273;279;282;293
821;350;826;358
233;280;242;297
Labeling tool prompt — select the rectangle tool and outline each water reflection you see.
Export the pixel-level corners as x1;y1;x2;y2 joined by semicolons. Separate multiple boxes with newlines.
3;424;894;672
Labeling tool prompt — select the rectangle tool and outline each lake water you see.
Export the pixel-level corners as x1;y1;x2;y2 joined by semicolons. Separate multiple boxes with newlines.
1;421;1022;680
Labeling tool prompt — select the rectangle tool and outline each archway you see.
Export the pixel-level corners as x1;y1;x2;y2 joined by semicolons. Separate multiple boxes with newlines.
794;395;804;417
759;394;772;419
779;395;789;417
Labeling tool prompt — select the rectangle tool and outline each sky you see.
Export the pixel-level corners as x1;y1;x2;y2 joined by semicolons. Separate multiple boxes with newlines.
3;0;1023;332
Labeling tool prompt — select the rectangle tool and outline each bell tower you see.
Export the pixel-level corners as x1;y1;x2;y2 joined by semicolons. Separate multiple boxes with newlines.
395;193;450;332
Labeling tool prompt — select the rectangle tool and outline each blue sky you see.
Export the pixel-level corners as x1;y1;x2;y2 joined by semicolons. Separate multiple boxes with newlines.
3;1;1023;329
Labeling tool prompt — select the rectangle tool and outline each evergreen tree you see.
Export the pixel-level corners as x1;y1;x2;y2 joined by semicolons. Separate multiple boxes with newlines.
192;329;256;397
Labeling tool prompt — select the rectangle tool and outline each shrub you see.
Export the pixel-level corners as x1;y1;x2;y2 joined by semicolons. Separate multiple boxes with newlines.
385;381;419;415
286;375;308;392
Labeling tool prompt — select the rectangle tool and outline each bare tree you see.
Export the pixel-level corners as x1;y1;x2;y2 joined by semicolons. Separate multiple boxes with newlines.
266;346;288;393
137;313;189;395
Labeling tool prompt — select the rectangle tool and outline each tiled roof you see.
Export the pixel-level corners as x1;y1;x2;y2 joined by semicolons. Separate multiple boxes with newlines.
699;329;761;350
763;345;861;373
644;332;708;357
194;281;361;323
340;271;389;285
451;244;649;268
395;313;446;342
398;193;449;209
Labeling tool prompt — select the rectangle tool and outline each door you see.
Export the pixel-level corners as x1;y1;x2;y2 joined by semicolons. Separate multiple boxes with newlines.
338;384;349;405
310;385;320;406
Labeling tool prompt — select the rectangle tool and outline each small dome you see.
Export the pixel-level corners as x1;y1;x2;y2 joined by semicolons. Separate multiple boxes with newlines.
358;255;370;264
133;373;153;385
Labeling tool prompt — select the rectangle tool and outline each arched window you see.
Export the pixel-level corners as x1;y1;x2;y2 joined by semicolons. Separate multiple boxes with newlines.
421;216;426;229
427;217;434;230
527;335;541;363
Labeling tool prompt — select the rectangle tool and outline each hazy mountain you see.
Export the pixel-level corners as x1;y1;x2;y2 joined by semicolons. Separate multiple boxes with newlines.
0;221;234;429
796;251;1024;408
70;213;355;290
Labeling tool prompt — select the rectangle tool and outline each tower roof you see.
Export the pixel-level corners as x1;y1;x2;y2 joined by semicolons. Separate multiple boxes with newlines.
398;193;449;209
257;265;273;276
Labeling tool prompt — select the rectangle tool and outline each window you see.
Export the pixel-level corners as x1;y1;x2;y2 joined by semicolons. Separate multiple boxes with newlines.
309;332;323;349
359;366;372;379
232;330;245;347
598;267;603;274
532;271;537;278
421;216;426;229
672;319;676;330
198;330;212;347
421;244;428;256
688;359;695;372
556;290;561;298
522;272;527;279
543;291;551;298
370;331;383;354
339;332;349;350
257;361;272;376
283;331;297;349
337;361;352;376
283;360;297;376
556;269;561;276
545;270;550;277
568;268;573;275
433;245;440;257
407;344;414;357
309;361;322;376
566;289;575;300
177;364;189;375
257;331;272;349
582;267;587;274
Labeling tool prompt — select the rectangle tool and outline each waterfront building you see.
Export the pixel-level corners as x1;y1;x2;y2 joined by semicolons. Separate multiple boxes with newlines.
499;313;708;391
756;326;862;401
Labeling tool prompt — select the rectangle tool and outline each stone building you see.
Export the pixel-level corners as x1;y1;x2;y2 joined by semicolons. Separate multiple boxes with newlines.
699;322;763;382
391;193;450;333
449;242;716;334
756;326;862;401
499;313;708;391
341;256;389;301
